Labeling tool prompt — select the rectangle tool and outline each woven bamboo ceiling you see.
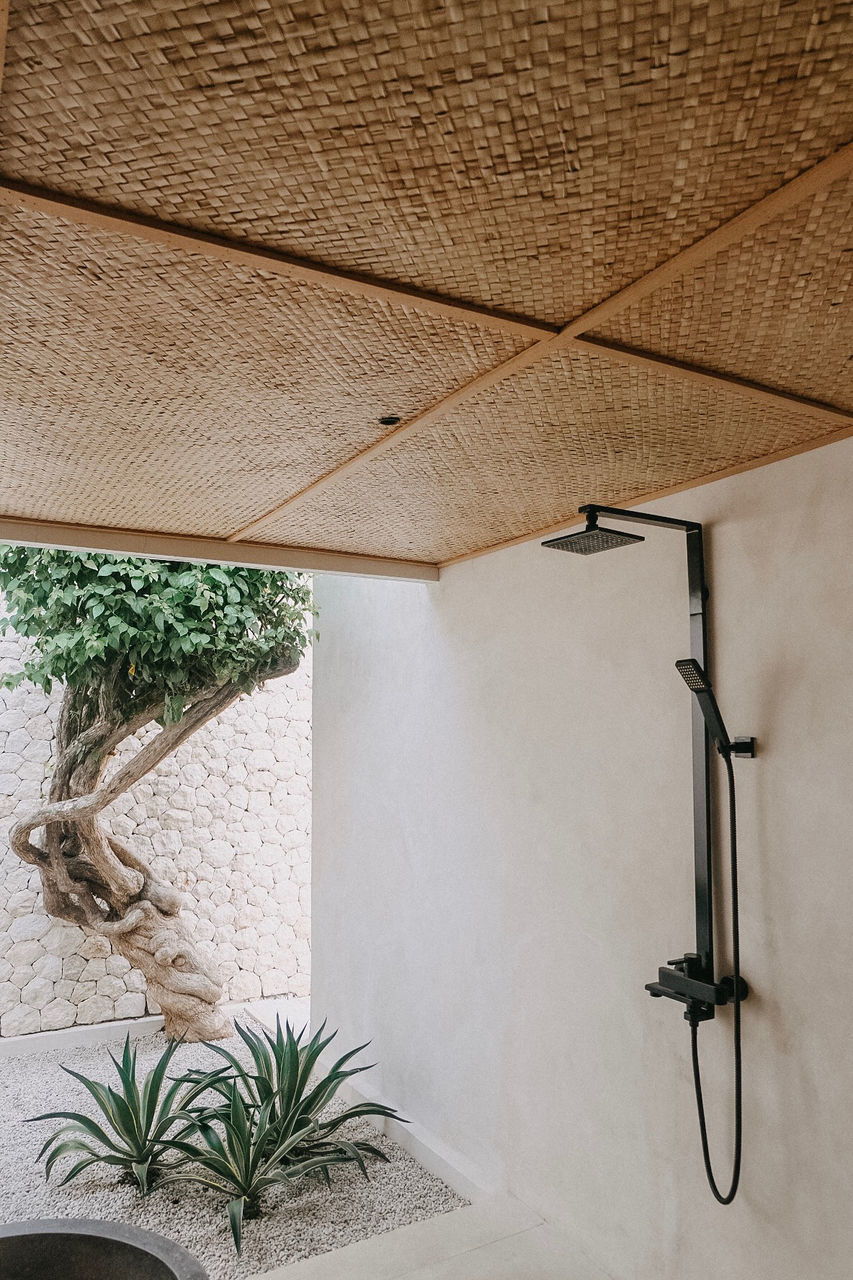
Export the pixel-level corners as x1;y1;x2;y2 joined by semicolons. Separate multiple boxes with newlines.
0;2;851;579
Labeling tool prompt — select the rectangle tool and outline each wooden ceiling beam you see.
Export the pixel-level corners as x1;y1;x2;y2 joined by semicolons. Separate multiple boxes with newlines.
228;142;853;542
0;1;10;99
226;340;555;542
574;337;853;431
0;178;557;342
229;332;852;545
557;140;853;342
0;516;439;582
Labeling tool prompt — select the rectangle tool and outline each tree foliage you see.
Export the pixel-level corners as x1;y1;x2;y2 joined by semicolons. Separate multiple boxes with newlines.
0;548;313;723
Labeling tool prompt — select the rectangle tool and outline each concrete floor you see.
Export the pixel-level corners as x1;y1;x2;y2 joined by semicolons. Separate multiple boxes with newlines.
255;1196;610;1280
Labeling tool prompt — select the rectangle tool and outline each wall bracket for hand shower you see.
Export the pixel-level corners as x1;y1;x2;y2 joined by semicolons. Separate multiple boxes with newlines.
544;503;750;1024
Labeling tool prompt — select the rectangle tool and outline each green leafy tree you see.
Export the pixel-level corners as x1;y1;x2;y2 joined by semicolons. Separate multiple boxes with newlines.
0;547;312;1040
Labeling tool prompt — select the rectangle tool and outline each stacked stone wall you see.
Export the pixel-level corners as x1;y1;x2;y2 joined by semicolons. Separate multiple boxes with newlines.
0;622;311;1036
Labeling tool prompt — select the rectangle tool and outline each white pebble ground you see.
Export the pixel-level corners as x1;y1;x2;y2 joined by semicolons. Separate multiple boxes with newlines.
0;1028;466;1278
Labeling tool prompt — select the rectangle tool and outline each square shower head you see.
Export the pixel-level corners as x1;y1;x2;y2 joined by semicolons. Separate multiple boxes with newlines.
542;526;645;554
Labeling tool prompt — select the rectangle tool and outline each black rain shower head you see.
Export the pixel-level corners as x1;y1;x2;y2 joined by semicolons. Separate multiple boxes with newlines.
542;513;645;555
676;659;731;756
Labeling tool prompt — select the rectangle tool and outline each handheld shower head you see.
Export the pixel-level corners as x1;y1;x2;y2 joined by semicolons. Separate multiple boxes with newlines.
542;511;645;555
675;658;712;693
676;659;731;756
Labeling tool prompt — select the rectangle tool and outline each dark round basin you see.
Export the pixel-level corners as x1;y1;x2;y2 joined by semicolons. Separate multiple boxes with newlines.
0;1219;208;1280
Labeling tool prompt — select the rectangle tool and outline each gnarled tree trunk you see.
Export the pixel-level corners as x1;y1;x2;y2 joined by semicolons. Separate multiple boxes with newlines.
9;661;296;1041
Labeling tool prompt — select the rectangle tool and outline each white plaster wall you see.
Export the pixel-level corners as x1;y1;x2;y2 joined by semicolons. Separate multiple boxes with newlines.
0;632;311;1036
311;438;853;1280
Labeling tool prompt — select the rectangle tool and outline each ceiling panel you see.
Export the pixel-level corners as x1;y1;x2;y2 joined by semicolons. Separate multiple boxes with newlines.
0;204;527;537
3;1;851;325
254;347;839;562
590;175;853;411
0;3;850;572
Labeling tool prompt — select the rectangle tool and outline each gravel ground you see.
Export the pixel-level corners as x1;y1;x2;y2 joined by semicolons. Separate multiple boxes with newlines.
0;1026;466;1278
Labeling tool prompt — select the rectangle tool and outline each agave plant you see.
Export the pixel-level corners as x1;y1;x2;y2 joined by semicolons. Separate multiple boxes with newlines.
160;1081;361;1254
29;1035;200;1195
182;1018;400;1180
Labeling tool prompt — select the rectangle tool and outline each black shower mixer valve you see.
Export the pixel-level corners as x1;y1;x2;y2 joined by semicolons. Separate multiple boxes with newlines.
646;951;748;1022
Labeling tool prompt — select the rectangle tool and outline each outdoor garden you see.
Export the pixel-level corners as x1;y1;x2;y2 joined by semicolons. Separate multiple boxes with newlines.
0;548;462;1278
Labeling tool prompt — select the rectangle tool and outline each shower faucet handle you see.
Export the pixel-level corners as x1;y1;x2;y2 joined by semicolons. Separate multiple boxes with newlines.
666;953;703;975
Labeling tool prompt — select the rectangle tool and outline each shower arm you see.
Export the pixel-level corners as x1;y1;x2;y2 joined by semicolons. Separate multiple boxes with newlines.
579;504;723;1021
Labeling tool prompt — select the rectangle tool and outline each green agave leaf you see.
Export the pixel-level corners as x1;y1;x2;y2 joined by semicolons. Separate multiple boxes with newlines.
281;1151;355;1180
253;1074;275;1106
30;1110;128;1157
35;1121;98;1162
276;1023;301;1113
176;1065;234;1110
58;1154;109;1186
132;1158;151;1196
141;1037;182;1131
235;1022;274;1082
330;1138;369;1178
104;1083;143;1150
57;1150;129;1184
119;1036;140;1114
352;1142;390;1163
151;1081;193;1135
194;1045;259;1104
245;1099;277;1179
200;1043;244;1074
61;1068;128;1132
227;1197;245;1256
149;1105;197;1143
316;1102;402;1137
155;1171;229;1196
295;1023;337;1097
261;1121;317;1172
326;1041;374;1079
294;1060;373;1122
44;1139;102;1179
165;1132;242;1185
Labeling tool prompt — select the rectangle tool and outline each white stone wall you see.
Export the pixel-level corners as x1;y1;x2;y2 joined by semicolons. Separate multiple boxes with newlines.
0;622;311;1036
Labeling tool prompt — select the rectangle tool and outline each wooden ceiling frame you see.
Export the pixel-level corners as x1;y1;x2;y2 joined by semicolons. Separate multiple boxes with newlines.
0;1;7;101
0;178;556;343
0;1;850;572
227;141;853;544
574;338;852;429
0;515;440;581
440;409;853;569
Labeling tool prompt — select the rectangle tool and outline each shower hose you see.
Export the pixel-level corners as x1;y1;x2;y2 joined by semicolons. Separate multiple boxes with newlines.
689;750;742;1205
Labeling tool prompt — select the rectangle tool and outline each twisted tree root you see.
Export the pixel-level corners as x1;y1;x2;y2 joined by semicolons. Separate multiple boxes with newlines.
10;655;300;1040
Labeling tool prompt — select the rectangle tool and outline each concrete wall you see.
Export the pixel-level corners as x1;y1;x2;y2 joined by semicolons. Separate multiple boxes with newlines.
310;438;853;1280
0;633;311;1036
